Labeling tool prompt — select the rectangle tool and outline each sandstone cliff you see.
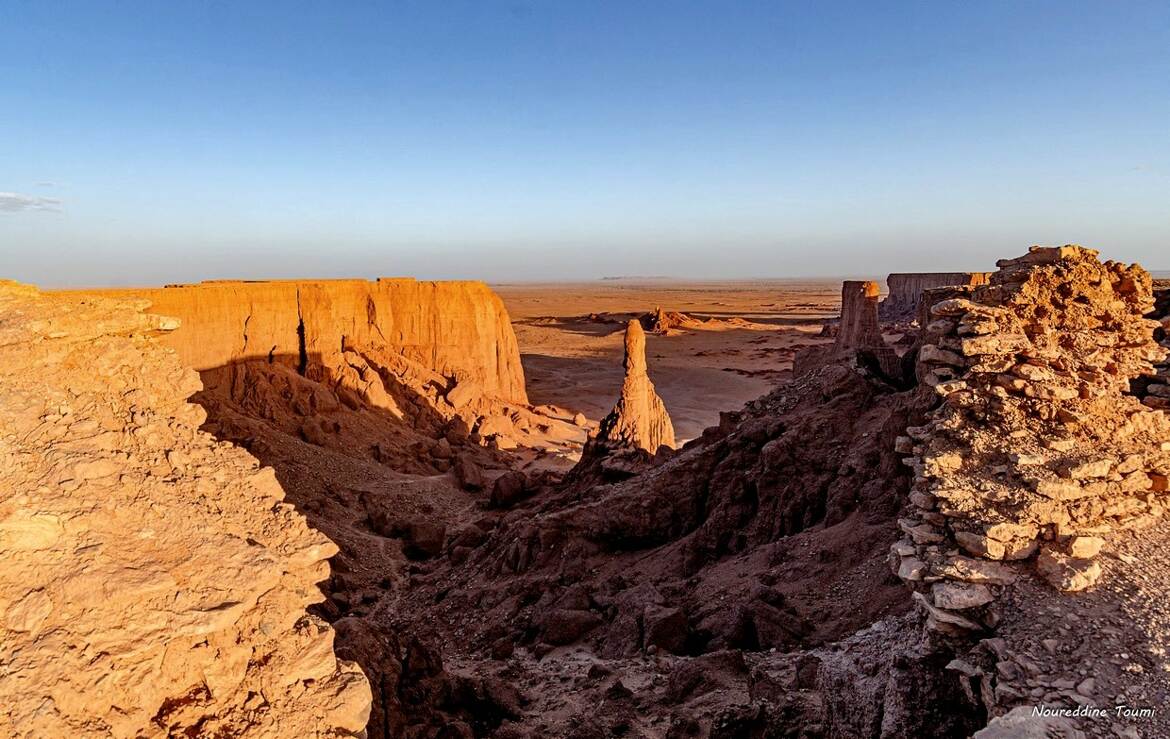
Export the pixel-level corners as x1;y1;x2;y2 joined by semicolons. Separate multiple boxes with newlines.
67;278;528;404
0;283;370;737
881;271;992;322
794;280;901;381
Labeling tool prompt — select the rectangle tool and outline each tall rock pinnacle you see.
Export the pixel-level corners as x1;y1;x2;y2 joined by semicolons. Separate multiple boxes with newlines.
595;319;676;453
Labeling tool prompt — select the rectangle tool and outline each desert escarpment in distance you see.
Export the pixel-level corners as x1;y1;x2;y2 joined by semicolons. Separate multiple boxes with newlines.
65;278;528;403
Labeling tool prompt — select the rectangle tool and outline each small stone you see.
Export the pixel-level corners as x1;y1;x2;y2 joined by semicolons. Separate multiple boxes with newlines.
931;582;994;610
1067;459;1114;479
937;556;1018;586
1066;536;1105;559
956;531;1006;560
1036;549;1102;592
898;557;927;581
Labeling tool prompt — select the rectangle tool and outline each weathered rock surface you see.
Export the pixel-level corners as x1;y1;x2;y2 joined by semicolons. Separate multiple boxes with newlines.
593;319;676;453
892;245;1170;722
795;280;902;381
0;282;370;737
67;278;528;403
880;271;992;322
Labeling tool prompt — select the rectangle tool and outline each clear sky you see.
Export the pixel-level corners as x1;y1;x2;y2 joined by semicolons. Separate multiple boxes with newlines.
1;1;1168;286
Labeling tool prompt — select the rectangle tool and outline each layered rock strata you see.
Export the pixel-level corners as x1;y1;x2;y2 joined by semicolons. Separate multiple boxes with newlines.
61;279;585;483
893;244;1170;631
880;271;992;322
0;282;370;737
795;280;901;381
594;319;676;453
64;278;528;404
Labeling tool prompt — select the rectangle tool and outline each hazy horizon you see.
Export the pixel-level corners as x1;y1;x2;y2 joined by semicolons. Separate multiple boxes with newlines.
3;2;1169;286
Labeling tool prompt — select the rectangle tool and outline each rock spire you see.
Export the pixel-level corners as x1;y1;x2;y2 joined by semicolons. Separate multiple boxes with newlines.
595;319;676;453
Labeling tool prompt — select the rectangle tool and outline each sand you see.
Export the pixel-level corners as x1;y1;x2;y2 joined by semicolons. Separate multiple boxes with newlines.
494;279;842;442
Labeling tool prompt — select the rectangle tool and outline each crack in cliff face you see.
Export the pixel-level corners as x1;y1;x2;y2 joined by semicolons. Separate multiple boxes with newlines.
295;289;308;376
241;313;251;354
367;295;388;344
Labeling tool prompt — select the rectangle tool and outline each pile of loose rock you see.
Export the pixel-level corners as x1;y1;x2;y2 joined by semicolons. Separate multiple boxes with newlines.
1136;283;1170;411
890;245;1170;720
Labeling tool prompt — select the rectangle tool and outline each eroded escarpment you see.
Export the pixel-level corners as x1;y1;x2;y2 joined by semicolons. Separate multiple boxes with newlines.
0;283;370;737
73;278;528;402
794;280;902;383
69;279;585;484
880;272;992;322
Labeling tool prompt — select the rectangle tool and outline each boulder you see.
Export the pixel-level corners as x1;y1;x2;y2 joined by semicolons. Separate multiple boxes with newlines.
489;471;530;509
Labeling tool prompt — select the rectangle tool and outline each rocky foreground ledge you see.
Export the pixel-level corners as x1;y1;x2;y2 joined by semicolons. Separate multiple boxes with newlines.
0;282;370;737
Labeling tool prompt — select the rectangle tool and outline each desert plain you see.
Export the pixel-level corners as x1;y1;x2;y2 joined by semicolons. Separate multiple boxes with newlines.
496;278;841;440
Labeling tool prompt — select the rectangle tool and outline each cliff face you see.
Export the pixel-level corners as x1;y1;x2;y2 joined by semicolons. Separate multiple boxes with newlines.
0;283;370;737
794;280;901;381
881;272;992;321
67;278;528;404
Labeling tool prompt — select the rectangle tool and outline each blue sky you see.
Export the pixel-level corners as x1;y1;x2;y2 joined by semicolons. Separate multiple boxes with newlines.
1;1;1168;285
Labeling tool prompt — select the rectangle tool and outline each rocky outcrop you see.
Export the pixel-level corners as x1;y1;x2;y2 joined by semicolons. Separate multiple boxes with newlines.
795;280;902;381
66;278;528;404
892;246;1170;715
59;278;585;483
0;282;370;737
594;319;676;453
881;272;992;322
1134;284;1170;410
640;306;704;335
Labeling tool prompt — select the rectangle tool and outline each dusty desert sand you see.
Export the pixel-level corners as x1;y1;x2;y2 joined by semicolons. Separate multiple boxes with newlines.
495;279;841;441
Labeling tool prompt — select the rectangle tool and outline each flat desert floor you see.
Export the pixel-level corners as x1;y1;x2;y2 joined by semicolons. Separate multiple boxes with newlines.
494;279;843;442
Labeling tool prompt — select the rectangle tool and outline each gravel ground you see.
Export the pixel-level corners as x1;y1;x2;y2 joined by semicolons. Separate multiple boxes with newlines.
992;517;1170;738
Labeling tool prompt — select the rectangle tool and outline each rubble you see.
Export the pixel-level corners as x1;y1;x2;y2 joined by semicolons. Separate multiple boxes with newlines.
890;245;1170;720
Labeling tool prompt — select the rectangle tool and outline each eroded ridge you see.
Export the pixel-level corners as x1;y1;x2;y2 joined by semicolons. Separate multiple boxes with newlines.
0;282;370;737
880;272;992;322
